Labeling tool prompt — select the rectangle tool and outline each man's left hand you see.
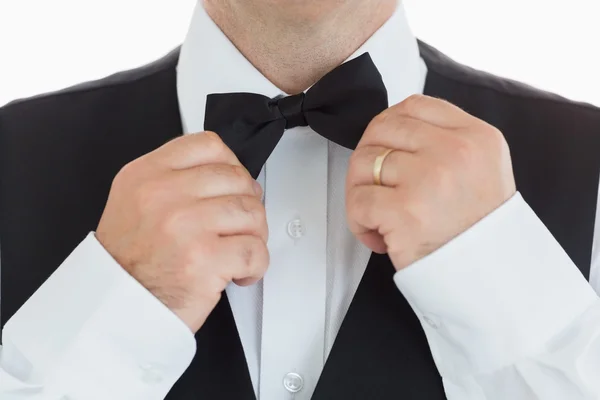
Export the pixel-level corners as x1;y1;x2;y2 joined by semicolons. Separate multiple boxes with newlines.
346;94;517;271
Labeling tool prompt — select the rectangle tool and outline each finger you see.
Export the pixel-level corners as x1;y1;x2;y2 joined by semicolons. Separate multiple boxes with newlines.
359;112;445;152
356;230;388;254
148;131;242;170
197;195;268;243
347;145;421;188
167;164;262;199
393;94;475;128
217;235;270;286
346;185;400;236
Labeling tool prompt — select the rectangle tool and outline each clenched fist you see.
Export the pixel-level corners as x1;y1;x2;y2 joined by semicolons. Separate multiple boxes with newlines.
96;132;269;333
346;94;516;270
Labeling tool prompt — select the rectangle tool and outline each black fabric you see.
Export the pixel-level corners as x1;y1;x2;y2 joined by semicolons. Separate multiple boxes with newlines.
277;93;307;129
205;53;388;178
203;51;443;399
312;254;445;399
418;40;600;277
1;42;599;400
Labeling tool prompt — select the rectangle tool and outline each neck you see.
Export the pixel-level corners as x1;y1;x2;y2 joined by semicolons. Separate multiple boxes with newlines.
203;0;398;94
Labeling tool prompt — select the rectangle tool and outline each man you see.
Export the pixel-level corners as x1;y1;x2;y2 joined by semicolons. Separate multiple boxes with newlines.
1;0;599;399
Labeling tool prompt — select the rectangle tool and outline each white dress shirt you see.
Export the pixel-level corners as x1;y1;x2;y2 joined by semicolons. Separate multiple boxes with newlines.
177;4;426;399
2;2;600;399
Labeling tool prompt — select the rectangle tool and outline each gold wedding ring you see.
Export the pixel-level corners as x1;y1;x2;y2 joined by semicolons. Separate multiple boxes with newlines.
373;148;394;186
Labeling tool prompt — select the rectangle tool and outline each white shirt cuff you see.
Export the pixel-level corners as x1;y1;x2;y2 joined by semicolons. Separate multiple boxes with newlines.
2;233;196;399
394;192;599;378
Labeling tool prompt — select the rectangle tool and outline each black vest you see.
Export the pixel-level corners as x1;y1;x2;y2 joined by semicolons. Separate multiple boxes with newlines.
1;42;600;399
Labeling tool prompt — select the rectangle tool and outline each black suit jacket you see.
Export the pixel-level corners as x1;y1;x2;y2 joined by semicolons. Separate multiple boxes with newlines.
1;41;600;399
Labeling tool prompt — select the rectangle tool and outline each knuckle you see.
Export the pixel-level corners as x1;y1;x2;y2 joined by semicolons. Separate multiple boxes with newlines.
200;275;228;300
349;146;371;165
248;201;267;228
399;189;424;219
382;191;407;224
225;165;252;187
367;111;391;133
347;148;362;170
371;110;389;126
202;130;221;141
402;202;427;233
160;207;188;237
346;188;358;217
485;126;509;153
399;94;426;113
203;131;227;155
450;136;478;165
248;240;269;275
211;163;241;181
229;196;249;215
113;161;139;191
240;242;255;272
428;163;455;193
253;201;267;222
255;211;270;241
234;196;265;222
135;178;164;211
181;240;214;270
116;160;137;180
259;243;270;271
174;259;197;286
348;186;366;209
230;164;247;179
347;187;373;222
220;196;241;217
234;239;263;276
162;135;187;151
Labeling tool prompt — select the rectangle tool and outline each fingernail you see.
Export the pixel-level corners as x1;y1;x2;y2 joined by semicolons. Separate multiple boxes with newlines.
253;181;263;196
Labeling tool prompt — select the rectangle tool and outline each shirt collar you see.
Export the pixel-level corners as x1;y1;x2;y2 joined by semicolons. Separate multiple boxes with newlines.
177;2;427;135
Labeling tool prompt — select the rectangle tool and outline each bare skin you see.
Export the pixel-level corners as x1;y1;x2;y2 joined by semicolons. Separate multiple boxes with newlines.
203;0;397;94
97;1;398;333
97;2;516;334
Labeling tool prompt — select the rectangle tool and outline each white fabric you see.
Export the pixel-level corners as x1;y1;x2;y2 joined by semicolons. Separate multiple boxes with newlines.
176;4;424;398
395;193;600;399
0;234;196;400
2;2;600;400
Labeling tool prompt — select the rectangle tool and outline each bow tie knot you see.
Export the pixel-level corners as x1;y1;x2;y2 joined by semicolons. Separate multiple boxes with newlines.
205;53;388;178
272;93;308;130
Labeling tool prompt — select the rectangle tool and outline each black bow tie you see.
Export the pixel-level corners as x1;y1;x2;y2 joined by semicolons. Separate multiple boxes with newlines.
204;53;389;178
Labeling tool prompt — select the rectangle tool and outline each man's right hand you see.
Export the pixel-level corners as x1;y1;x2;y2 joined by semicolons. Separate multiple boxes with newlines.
96;132;269;333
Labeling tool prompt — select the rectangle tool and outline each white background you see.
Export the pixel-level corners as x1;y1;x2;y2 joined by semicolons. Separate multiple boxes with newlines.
0;0;599;107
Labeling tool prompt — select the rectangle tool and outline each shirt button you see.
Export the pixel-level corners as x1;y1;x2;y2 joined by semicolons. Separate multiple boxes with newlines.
423;316;439;330
139;364;164;384
287;218;305;239
283;372;304;393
